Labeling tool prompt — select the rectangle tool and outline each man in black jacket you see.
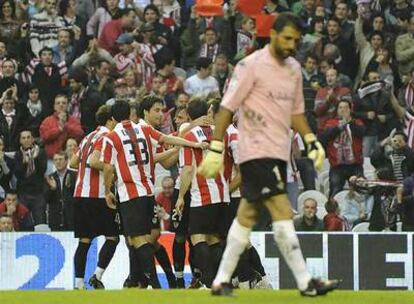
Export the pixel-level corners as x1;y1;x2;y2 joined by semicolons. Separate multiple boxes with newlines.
68;68;104;134
14;130;47;225
46;151;76;231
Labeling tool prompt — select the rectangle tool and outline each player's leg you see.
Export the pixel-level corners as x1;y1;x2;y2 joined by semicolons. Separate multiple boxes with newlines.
190;233;214;287
188;240;202;288
212;198;260;293
73;198;93;289
150;228;177;288
171;189;190;288
74;237;92;289
264;193;340;296
88;199;121;289
119;197;161;288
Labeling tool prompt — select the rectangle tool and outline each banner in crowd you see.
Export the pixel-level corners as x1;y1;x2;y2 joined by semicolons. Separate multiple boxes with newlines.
0;232;413;290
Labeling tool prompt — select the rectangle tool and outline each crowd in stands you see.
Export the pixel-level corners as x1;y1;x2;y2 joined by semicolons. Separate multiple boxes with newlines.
0;0;414;233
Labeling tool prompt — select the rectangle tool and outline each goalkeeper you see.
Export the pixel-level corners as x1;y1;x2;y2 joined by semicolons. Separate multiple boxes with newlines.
197;12;339;297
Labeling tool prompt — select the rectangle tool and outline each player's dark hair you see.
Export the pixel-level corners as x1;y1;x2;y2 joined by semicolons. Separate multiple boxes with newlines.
272;12;303;33
96;105;113;126
187;98;209;120
112;100;130;122
138;95;163;118
207;98;221;115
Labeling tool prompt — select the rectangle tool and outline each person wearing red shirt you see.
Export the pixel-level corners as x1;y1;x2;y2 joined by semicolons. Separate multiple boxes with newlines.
40;95;84;159
98;8;137;56
0;190;34;231
155;176;175;231
323;198;349;231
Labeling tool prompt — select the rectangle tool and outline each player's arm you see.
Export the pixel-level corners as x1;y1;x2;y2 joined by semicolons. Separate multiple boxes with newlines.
176;165;193;214
291;114;325;171
160;134;208;149
103;163;116;209
89;150;104;171
229;165;241;193
155;147;179;168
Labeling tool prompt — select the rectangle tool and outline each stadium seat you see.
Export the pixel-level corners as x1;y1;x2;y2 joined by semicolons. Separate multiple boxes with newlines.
34;224;51;232
352;222;370;232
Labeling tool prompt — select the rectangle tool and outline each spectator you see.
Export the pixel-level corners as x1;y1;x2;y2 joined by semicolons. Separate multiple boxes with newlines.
294;198;324;231
39;94;84;159
354;70;400;157
0;58;26;99
395;174;414;231
390;88;414;150
371;130;414;183
211;53;233;96
113;33;139;75
68;68;104;134
323;198;349;231
0;213;13;232
25;85;45;138
29;0;65;57
384;0;413;28
235;16;257;61
302;54;321;132
98;8;137;56
318;55;353;88
0;86;29;152
334;1;354;42
340;187;373;228
395;15;414;80
51;28;77;66
321;99;365;197
14;130;47;225
89;59;115;104
321;16;356;79
154;49;182;98
23;47;67;116
155;176;174;231
87;0;121;39
184;57;219;98
0;0;21;54
65;137;78;161
198;27;223;63
354;11;384;89
59;0;88;53
0;190;33;231
0;136;13;196
314;67;351;133
143;4;173;49
46;151;76;231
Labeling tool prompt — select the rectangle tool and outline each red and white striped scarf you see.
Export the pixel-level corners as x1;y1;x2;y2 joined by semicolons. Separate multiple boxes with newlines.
404;80;414;108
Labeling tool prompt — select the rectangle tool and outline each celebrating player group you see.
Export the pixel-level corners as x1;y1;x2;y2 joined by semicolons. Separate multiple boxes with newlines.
70;12;340;297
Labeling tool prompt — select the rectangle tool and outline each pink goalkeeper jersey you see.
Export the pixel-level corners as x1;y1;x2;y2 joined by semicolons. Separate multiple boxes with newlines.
221;45;305;163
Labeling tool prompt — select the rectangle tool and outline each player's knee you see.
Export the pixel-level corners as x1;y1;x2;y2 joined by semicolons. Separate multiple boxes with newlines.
237;208;258;228
266;196;294;220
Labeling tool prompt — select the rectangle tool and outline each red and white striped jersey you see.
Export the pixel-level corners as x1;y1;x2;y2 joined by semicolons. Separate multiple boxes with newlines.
102;120;163;203
224;124;240;198
180;126;229;207
74;126;109;198
404;111;414;150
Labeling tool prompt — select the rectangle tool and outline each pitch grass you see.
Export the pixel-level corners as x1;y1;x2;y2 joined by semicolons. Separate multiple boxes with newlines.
1;290;414;304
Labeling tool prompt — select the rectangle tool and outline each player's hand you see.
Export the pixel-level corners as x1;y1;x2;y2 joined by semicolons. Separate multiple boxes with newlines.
175;197;185;216
195;142;209;150
197;140;224;178
105;192;117;209
304;133;325;171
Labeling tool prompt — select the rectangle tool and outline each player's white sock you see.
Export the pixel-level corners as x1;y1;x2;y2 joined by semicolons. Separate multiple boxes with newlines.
75;277;85;289
272;220;311;291
213;219;251;285
94;267;105;280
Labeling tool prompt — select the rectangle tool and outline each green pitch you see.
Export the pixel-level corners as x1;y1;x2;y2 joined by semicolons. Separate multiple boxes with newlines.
2;290;414;304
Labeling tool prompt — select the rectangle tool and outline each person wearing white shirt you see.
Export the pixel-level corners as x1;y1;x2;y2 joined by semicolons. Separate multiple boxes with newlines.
184;57;220;98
